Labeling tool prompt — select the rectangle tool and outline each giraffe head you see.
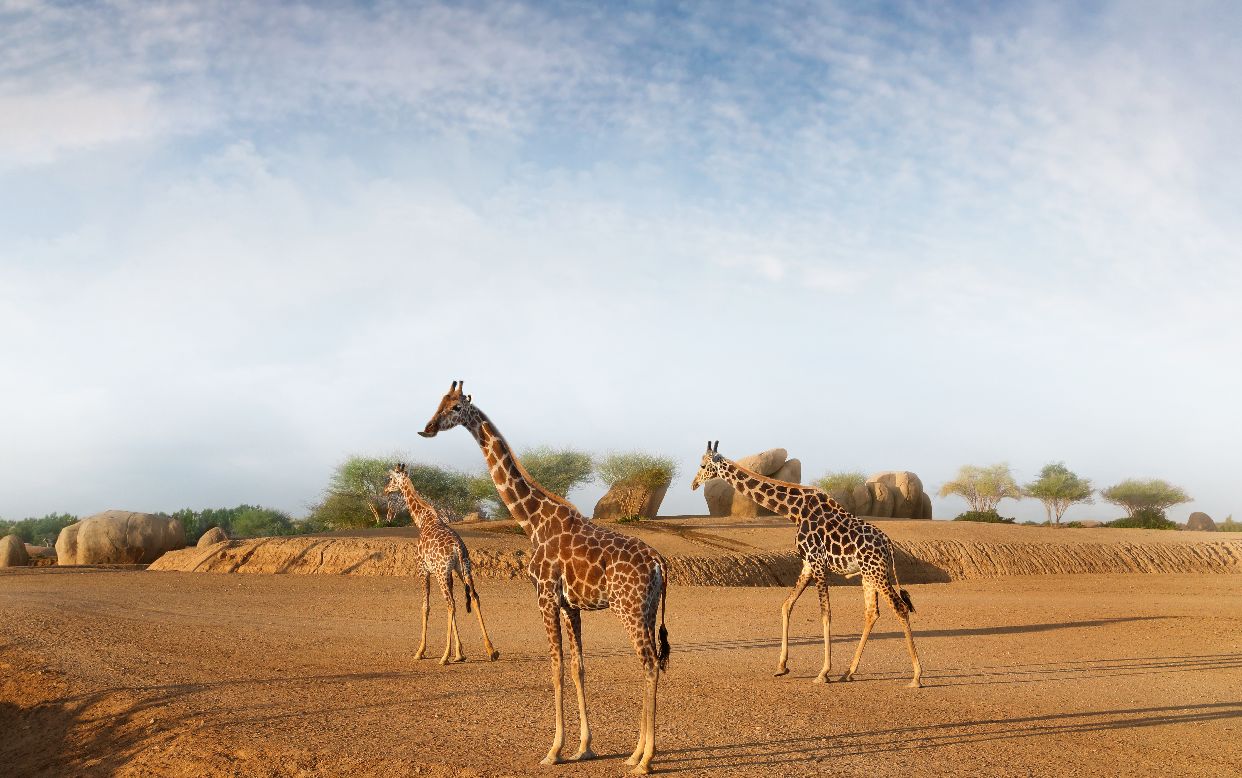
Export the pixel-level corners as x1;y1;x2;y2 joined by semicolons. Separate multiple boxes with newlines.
419;380;474;438
690;440;724;491
383;462;408;496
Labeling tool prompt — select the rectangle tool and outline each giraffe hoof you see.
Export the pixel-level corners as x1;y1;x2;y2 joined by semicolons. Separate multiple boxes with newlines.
629;764;652;775
813;674;830;684
455;656;467;663
625;755;640;766
773;668;789;677
908;679;923;689
488;650;500;661
568;748;595;761
539;755;561;766
839;674;853;682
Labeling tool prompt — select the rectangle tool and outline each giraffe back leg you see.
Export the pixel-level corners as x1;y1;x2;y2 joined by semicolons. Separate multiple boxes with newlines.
775;563;812;677
620;570;662;775
560;605;594;761
841;581;879;682
880;583;923;687
435;568;461;665
537;584;566;766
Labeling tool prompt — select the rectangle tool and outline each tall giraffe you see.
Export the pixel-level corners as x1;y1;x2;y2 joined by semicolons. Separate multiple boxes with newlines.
383;463;500;664
419;381;670;775
691;441;922;687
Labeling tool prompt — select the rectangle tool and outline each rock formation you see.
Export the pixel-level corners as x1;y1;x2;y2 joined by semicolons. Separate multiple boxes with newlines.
197;526;229;547
56;510;186;565
0;533;30;567
702;448;801;518
825;471;932;519
593;482;669;521
1186;512;1216;532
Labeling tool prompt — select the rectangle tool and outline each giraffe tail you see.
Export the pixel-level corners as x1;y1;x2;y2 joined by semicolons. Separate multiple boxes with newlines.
657;561;670;671
888;546;914;614
458;552;475;614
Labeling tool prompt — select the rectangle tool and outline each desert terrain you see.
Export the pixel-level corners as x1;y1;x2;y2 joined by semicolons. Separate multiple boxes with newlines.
2;520;1240;776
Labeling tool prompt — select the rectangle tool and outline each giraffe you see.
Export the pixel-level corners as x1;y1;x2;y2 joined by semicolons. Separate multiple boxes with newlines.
419;381;670;775
383;463;500;664
691;441;922;688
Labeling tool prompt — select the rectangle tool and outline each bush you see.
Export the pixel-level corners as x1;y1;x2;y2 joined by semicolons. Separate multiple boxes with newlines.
813;471;866;494
478;447;595;519
596;452;678;490
1106;508;1178;530
231;507;295;538
1219;515;1242;532
952;510;1015;524
1100;479;1191;516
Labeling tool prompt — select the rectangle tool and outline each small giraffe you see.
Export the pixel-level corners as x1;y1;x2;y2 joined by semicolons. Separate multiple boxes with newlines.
383;463;500;664
419;381;670;775
692;441;922;687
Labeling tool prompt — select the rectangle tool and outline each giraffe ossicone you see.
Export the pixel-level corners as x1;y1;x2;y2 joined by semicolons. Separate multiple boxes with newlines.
691;441;923;688
420;381;670;775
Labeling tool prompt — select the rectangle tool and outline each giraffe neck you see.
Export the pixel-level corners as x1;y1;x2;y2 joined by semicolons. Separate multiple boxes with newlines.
463;407;577;537
397;476;439;530
716;458;813;519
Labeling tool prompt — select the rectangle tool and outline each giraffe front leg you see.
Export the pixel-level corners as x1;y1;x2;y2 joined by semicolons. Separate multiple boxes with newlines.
813;579;832;683
561;607;594;761
775;570;811;677
437;572;457;665
538;590;565;766
841;585;879;682
414;572;430;660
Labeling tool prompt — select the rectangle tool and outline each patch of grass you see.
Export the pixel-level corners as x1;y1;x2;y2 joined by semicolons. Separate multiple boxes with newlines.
614;514;641;524
1219;516;1241;532
952;510;1015;524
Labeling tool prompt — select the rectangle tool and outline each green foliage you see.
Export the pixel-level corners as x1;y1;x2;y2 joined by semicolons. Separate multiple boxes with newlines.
1065;521;1085;528
306;492;374;530
309;455;483;529
614;514;640;524
399;462;482;518
596;451;679;490
520;446;595;496
1219;515;1241;532
1106;507;1178;530
1023;462;1094;524
952;510;1015;524
0;513;78;546
813;471;866;494
1100;479;1191;517
938;463;1022;513
231;507;295;538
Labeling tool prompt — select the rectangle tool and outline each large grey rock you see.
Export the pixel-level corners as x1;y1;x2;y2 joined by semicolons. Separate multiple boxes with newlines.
1186;512;1216;531
56;510;185;565
869;471;925;519
916;492;934;520
197;526;229;547
594;482;669;521
0;534;29;567
735;448;788;477
867;480;896;518
703;479;734;517
772;458;801;485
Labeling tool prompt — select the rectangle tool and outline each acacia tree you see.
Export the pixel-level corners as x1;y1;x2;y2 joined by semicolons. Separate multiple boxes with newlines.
1100;479;1191;518
938;463;1022;514
1023;462;1093;524
479;446;595;518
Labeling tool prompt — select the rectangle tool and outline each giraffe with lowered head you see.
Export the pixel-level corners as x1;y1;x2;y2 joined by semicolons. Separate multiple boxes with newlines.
419;381;670;775
383;463;500;664
692;441;922;687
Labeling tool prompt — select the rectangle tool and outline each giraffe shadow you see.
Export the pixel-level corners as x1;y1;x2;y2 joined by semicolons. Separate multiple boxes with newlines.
656;701;1242;772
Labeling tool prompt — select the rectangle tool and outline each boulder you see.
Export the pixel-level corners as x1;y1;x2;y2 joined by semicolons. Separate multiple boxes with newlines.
703;479;734;517
460;512;483;524
56;510;185;565
916;492;934;520
869;471;925;519
1186;512;1216;532
0;534;29;567
594;482;669;521
849;484;873;516
735;448;788;477
197;526;229;547
772;458;801;485
867;480;896;518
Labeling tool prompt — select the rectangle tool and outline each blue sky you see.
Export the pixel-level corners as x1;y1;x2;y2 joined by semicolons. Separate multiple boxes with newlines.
2;1;1239;522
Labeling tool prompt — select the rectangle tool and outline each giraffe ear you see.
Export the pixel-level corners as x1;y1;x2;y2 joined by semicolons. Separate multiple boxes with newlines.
466;394;472;402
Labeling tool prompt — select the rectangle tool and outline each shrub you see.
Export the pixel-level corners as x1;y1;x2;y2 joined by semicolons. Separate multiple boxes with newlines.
231;507;295;538
1106;508;1178;530
813;471;866;494
1219;515;1241;532
952;510;1015;524
1100;479;1191;516
480;447;595;519
1065;521;1085;528
596;452;679;490
939;464;1022;513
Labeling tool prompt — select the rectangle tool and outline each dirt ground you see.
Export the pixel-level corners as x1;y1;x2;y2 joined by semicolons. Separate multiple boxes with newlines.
2;569;1239;776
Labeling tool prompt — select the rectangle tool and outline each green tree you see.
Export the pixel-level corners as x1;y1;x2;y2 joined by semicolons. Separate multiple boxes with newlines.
475;446;594;519
0;513;78;546
231;507;294;537
1023;462;1094;525
1100;479;1191;518
595;451;679;520
938;463;1022;513
308;455;484;528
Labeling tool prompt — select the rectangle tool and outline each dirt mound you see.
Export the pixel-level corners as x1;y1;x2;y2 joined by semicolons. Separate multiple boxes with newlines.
150;529;1242;585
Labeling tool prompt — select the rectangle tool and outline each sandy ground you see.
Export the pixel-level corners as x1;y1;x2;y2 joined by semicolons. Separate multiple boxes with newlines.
2;569;1240;776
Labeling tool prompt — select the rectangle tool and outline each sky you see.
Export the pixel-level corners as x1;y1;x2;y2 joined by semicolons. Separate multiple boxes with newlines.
2;1;1240;524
